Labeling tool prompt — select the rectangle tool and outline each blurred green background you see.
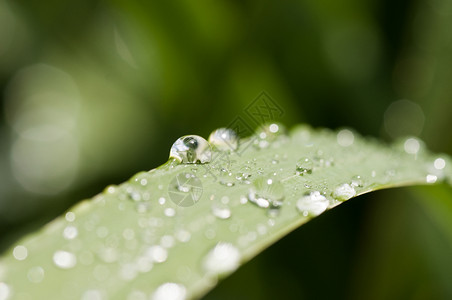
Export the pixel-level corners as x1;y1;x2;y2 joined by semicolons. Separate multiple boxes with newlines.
1;0;452;299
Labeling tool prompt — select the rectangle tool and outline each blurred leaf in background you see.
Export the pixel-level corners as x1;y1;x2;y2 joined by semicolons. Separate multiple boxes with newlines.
0;0;452;298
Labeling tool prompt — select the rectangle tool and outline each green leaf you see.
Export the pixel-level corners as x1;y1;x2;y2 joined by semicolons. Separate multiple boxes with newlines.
0;124;450;300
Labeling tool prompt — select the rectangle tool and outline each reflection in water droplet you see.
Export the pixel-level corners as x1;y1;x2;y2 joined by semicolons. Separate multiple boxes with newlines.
426;174;437;183
13;245;28;261
434;158;446;170
248;177;285;208
169;135;212;164
337;129;354;147
296;191;329;217
332;183;356;201
0;283;10;300
203;242;240;275
152;283;186;300
404;138;420;154
27;266;45;283
208;128;238;151
53;250;76;269
296;157;313;175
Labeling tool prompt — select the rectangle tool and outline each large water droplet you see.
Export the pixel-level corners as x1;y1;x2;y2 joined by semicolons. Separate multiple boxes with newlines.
53;250;77;269
203;242;240;275
248;177;285;208
169;135;212;164
296;191;329;217
332;183;356;201
152;283;186;300
296;157;313;175
208;128;238;151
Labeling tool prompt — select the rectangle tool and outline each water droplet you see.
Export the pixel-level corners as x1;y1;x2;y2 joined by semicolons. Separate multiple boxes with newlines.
203;242;240;275
146;246;168;263
404;137;420;154
13;245;28;261
296;191;329;217
27;266;45;283
164;208;176;217
434;158;446;170
254;123;286;148
248;177;285;208
65;211;76;222
158;197;166;205
296;157;313;175
337;129;354;147
169;135;212;164
426;174;437;183
332;183;356;201
351;175;364;187
211;204;232;219
152;283;186;300
168;172;202;207
53;250;76;269
0;283;11;300
63;226;78;240
208;128;239;151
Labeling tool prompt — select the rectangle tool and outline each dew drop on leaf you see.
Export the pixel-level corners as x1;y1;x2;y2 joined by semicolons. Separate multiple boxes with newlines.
208;128;238;151
169;135;212;164
248;177;285;208
296;191;329;217
296;157;313;175
332;183;356;201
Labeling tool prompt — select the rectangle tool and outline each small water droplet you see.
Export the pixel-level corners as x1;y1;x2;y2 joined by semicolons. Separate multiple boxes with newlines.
254;123;286;149
248;177;285;208
158;197;166;205
337;129;354;147
65;211;76;222
426;174;437;183
296;191;329;217
27;266;45;283
211;204;232;219
63;225;78;240
351;175;364;187
434;158;446;170
164;208;176;217
146;246;168;263
296;157;313;175
208;128;239;151
175;230;191;243
53;250;76;269
169;135;212;164
152;283;186;300
203;242;240;275
13;245;28;261
404;137;420;154
332;183;356;201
